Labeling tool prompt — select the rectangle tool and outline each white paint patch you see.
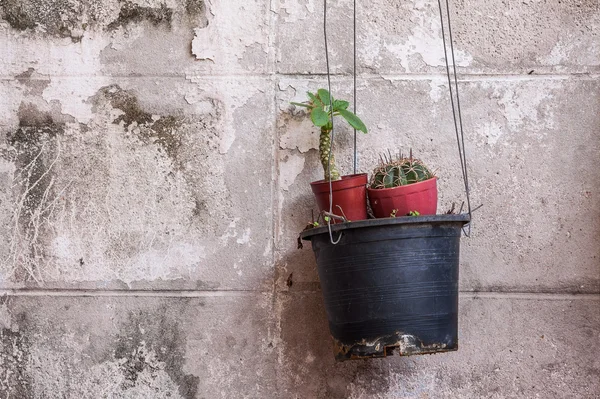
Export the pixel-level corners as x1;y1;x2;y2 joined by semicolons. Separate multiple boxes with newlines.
359;29;382;68
428;79;445;103
492;81;559;133
279;153;305;191
236;228;252;245
280;0;317;23
191;0;268;65
0;303;13;330
540;32;600;68
385;3;472;72
278;79;310;111
43;76;110;123
280;121;318;153
278;79;319;153
51;235;73;259
542;42;569;66
479;121;504;146
0;158;15;175
220;217;241;243
262;239;272;258
184;79;266;154
128;242;207;282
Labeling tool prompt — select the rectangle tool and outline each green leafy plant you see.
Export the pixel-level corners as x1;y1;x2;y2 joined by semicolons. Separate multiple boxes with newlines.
370;150;434;189
291;89;368;181
408;210;420;216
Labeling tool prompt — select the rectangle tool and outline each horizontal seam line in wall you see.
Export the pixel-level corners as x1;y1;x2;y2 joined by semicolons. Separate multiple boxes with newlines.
0;289;262;297
277;73;599;81
0;73;598;81
459;292;600;301
0;289;598;299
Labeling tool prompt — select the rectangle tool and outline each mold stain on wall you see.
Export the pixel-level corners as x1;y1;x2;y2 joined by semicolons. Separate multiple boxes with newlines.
2;99;74;283
113;306;200;399
0;297;32;398
106;1;173;31
95;85;184;160
0;0;207;42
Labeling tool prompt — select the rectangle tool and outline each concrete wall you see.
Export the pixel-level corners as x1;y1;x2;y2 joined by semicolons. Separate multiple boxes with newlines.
0;0;598;397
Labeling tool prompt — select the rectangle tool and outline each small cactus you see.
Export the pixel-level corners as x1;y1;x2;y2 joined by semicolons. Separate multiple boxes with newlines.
371;164;407;188
370;150;434;189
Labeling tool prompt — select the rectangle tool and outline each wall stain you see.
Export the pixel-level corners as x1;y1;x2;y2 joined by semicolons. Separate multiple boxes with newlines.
114;306;199;399
100;86;153;128
15;68;51;96
93;85;184;160
1;0;183;39
185;0;208;27
0;297;32;399
107;1;173;31
0;0;85;41
4;101;76;283
8;103;63;228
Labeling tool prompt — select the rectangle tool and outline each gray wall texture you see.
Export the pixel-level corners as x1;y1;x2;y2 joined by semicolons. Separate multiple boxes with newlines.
0;0;599;397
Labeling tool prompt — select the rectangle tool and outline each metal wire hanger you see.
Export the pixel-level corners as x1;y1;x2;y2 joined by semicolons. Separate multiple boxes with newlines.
322;0;474;243
437;0;474;236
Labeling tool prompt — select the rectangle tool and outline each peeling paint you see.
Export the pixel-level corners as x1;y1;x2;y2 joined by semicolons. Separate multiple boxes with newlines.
191;1;268;69
279;152;305;191
384;1;472;72
484;80;561;134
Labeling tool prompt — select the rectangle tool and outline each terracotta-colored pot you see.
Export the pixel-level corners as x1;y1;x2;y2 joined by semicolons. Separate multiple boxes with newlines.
367;177;438;218
311;173;368;222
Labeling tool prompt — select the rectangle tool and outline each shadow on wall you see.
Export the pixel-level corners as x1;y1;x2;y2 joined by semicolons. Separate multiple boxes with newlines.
278;287;428;398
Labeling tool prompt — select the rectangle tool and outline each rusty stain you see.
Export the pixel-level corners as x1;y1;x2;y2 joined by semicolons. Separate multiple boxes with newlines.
332;332;455;361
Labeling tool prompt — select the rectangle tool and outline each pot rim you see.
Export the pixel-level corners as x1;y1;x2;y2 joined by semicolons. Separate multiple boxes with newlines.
311;173;367;186
300;213;470;240
367;176;437;193
310;173;368;194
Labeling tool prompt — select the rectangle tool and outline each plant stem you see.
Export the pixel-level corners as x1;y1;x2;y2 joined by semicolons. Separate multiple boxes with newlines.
319;126;341;181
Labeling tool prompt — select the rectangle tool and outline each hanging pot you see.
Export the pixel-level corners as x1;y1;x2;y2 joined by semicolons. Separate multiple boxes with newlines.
367;177;438;218
311;173;368;222
300;214;470;361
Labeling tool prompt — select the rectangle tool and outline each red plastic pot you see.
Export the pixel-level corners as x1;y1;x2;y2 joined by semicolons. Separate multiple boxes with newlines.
367;177;438;218
311;173;368;222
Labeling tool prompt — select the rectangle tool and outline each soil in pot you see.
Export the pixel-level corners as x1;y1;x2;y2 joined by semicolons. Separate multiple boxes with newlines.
367;177;437;218
311;173;368;222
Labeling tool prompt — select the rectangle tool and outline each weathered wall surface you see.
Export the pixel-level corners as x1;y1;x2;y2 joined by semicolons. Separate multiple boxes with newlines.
0;0;598;397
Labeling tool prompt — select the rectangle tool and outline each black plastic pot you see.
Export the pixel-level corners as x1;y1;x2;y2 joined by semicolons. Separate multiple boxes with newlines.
300;214;470;361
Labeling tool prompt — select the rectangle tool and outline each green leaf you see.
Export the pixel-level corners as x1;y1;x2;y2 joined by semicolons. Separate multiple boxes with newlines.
311;107;330;127
307;92;322;107
332;100;349;111
290;102;312;109
317;89;331;105
338;109;368;133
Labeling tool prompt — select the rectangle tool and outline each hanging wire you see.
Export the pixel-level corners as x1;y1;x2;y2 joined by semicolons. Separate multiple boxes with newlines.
324;0;342;245
437;0;473;236
353;0;358;174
